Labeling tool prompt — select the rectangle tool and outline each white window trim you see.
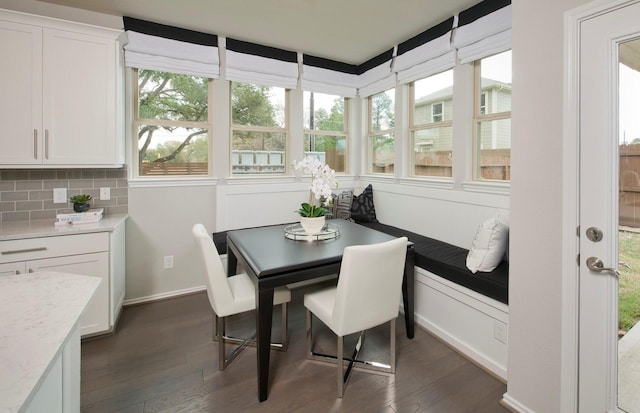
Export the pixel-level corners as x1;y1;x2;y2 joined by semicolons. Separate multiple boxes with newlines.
131;68;214;179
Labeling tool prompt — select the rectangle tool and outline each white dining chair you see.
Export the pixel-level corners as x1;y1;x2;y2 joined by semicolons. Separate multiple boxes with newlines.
192;223;291;370
304;236;408;397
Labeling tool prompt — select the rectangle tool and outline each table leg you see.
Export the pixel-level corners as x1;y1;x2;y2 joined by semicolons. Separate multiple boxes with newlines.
256;287;274;402
402;248;415;339
226;243;238;276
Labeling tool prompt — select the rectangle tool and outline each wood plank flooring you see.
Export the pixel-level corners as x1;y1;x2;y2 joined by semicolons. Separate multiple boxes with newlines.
81;286;508;412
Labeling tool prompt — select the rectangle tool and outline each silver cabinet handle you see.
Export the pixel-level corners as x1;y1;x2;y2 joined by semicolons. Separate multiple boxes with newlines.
45;129;49;160
586;257;620;277
33;129;38;159
1;247;48;255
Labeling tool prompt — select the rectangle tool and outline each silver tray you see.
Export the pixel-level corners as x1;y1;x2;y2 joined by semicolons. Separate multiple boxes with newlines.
284;222;341;241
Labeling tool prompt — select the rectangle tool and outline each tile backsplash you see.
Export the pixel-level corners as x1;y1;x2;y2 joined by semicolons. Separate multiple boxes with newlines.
0;168;128;223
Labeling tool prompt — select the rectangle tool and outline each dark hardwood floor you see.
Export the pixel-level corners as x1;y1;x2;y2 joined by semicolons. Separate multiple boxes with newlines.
81;286;508;412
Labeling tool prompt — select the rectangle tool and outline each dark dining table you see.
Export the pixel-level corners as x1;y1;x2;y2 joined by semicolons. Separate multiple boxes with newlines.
226;219;415;402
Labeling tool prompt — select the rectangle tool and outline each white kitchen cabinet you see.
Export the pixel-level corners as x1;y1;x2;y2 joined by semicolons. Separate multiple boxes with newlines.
0;217;126;337
0;10;123;167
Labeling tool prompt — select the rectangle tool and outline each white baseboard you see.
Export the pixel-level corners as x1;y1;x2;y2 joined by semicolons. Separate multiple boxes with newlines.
123;285;206;306
501;393;534;412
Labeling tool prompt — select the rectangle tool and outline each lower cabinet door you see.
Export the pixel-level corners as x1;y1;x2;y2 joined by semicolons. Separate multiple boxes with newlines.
0;261;25;276
27;252;109;336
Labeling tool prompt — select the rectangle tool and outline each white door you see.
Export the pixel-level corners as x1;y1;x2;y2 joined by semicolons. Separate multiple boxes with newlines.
579;2;640;411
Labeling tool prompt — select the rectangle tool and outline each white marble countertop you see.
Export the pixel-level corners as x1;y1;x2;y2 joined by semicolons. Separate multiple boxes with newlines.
0;214;127;241
0;271;100;413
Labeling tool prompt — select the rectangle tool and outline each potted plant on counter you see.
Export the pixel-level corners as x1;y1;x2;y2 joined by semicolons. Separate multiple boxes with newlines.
70;194;92;213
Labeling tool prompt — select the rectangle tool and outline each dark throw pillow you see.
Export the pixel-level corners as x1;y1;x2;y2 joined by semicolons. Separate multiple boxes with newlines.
350;184;378;223
331;189;354;220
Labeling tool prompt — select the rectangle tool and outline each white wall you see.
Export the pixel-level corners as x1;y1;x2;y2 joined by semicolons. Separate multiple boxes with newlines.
125;184;216;303
505;0;590;411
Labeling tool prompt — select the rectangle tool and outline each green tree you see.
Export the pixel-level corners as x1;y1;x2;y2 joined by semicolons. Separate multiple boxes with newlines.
370;92;395;151
137;70;209;164
231;83;285;151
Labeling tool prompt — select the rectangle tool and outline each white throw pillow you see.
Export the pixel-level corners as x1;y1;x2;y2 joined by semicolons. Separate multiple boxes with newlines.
466;217;509;274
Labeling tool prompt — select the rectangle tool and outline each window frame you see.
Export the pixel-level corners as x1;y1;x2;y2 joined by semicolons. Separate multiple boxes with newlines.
472;51;512;182
229;81;290;176
367;88;396;175
408;70;454;179
131;68;214;179
302;92;349;174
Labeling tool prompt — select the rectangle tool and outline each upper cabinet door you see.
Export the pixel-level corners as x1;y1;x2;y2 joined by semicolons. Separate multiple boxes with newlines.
43;29;119;166
0;20;43;165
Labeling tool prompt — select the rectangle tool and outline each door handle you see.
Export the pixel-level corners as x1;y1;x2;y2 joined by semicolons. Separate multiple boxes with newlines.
586;256;620;277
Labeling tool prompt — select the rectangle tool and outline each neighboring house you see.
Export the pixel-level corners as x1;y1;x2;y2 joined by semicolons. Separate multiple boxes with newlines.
414;78;512;153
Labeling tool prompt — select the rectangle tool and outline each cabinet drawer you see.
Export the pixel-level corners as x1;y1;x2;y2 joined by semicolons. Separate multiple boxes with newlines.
0;232;109;264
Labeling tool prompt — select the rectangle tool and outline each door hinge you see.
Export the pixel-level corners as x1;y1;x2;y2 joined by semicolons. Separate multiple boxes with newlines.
577;253;580;266
577;225;580;237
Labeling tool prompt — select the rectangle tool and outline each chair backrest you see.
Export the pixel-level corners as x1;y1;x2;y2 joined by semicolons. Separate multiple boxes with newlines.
192;224;235;316
331;237;408;337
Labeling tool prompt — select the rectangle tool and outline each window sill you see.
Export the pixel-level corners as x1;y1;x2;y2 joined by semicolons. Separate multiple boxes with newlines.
397;177;455;190
128;177;219;188
461;180;510;195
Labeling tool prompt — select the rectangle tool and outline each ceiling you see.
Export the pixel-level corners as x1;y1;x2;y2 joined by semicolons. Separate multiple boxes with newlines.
34;0;478;64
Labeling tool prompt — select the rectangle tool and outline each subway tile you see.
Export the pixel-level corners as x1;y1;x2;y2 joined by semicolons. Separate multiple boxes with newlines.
69;180;95;189
107;205;128;215
116;179;129;188
43;180;70;190
17;181;43;191
29;170;58;180
1;170;29;181
0;202;15;212
44;200;68;210
111;188;128;197
3;211;29;222
106;168;127;179
16;200;43;211
0;181;15;191
29;190;52;201
95;179;118;188
94;199;116;207
117;196;128;206
31;209;56;220
1;191;28;201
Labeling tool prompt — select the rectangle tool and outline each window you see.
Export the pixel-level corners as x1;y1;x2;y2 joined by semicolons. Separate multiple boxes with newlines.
409;70;453;178
231;82;288;175
303;91;347;173
368;88;395;174
432;102;444;123
133;69;211;177
474;50;512;181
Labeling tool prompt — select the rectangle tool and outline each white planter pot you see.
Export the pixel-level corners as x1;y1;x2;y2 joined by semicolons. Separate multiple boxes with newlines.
300;216;326;235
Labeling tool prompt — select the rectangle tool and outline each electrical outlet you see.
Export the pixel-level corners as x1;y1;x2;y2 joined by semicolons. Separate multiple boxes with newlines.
53;188;67;204
494;320;507;344
163;255;174;269
100;187;111;200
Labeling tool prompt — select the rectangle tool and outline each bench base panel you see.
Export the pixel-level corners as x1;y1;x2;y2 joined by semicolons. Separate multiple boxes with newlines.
412;267;509;381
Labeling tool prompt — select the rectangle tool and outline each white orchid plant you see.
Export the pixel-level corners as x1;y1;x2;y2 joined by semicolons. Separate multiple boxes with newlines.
294;156;338;217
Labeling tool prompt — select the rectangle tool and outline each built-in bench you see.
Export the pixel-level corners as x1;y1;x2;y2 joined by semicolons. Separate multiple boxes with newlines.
212;219;508;305
355;221;509;305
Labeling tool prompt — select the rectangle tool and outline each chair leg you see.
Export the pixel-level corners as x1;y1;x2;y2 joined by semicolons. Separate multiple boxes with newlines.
306;308;312;357
390;318;396;374
216;315;226;371
337;335;344;398
280;302;289;351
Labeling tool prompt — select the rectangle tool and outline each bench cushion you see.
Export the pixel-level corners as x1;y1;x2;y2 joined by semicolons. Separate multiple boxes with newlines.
356;221;509;304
